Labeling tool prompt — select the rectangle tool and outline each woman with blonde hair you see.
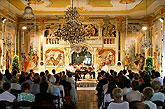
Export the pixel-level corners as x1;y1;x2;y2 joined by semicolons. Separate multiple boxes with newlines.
107;88;129;109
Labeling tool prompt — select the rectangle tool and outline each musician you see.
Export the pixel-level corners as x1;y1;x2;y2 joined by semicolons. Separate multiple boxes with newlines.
67;63;76;73
101;62;108;73
89;64;95;79
79;63;88;79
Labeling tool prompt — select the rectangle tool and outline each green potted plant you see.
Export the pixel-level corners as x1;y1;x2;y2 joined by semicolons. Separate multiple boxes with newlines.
11;55;20;74
145;56;153;72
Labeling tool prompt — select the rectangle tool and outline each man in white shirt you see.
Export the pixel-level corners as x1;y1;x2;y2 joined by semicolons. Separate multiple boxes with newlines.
89;64;95;79
154;72;163;86
67;63;76;73
101;62;108;73
0;82;16;102
126;80;143;102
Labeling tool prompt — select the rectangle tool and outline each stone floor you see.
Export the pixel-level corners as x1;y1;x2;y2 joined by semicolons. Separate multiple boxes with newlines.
77;90;98;109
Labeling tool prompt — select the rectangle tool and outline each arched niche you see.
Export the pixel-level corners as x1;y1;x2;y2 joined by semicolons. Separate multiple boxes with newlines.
70;42;94;65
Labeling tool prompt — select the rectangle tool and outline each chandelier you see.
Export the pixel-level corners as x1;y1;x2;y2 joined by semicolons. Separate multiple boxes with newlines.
55;0;86;44
23;0;35;20
142;37;152;49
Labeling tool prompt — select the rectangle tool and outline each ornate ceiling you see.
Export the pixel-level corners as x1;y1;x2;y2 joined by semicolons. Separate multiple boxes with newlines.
0;0;165;19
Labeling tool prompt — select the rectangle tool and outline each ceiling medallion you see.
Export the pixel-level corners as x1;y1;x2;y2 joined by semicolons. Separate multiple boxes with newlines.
55;0;86;45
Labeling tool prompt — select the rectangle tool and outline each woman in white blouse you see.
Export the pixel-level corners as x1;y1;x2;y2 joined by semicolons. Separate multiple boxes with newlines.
107;88;129;109
102;82;117;108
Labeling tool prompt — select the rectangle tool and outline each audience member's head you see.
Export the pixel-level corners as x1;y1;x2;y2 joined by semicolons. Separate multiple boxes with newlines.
34;78;40;84
4;69;10;76
62;71;65;75
129;73;134;80
151;80;161;91
155;71;160;78
40;72;45;77
40;81;48;93
3;82;11;91
134;73;140;80
128;70;132;74
107;81;117;95
18;74;26;84
45;70;49;75
124;78;131;88
123;70;127;75
67;71;72;77
34;73;39;79
54;74;60;83
151;70;155;78
30;69;33;73
12;70;17;76
21;83;31;92
47;74;51;81
105;73;110;79
110;69;114;75
131;102;149;109
101;71;106;76
12;77;18;83
52;69;56;75
131;80;141;91
143;74;151;84
49;76;56;84
112;88;123;100
143;87;154;100
41;76;46;82
26;74;32;80
6;73;12;81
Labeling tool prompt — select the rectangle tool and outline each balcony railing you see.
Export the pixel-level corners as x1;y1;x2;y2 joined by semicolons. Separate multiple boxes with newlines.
46;37;59;44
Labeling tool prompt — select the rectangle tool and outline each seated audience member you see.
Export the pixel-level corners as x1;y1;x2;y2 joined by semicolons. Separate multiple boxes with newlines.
61;71;66;81
103;75;115;94
128;72;134;82
0;82;16;102
66;71;77;104
126;80;143;102
48;75;58;94
134;73;140;81
140;74;151;92
54;74;65;97
40;72;45;77
143;87;157;109
131;102;150;109
45;70;49;76
30;78;40;94
122;78;132;96
24;73;34;87
41;76;47;82
151;80;164;109
107;88;129;109
18;72;26;85
154;72;163;86
35;81;54;102
96;71;108;100
17;83;35;102
52;69;56;75
102;82;117;108
33;73;40;80
11;76;21;90
5;72;12;83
